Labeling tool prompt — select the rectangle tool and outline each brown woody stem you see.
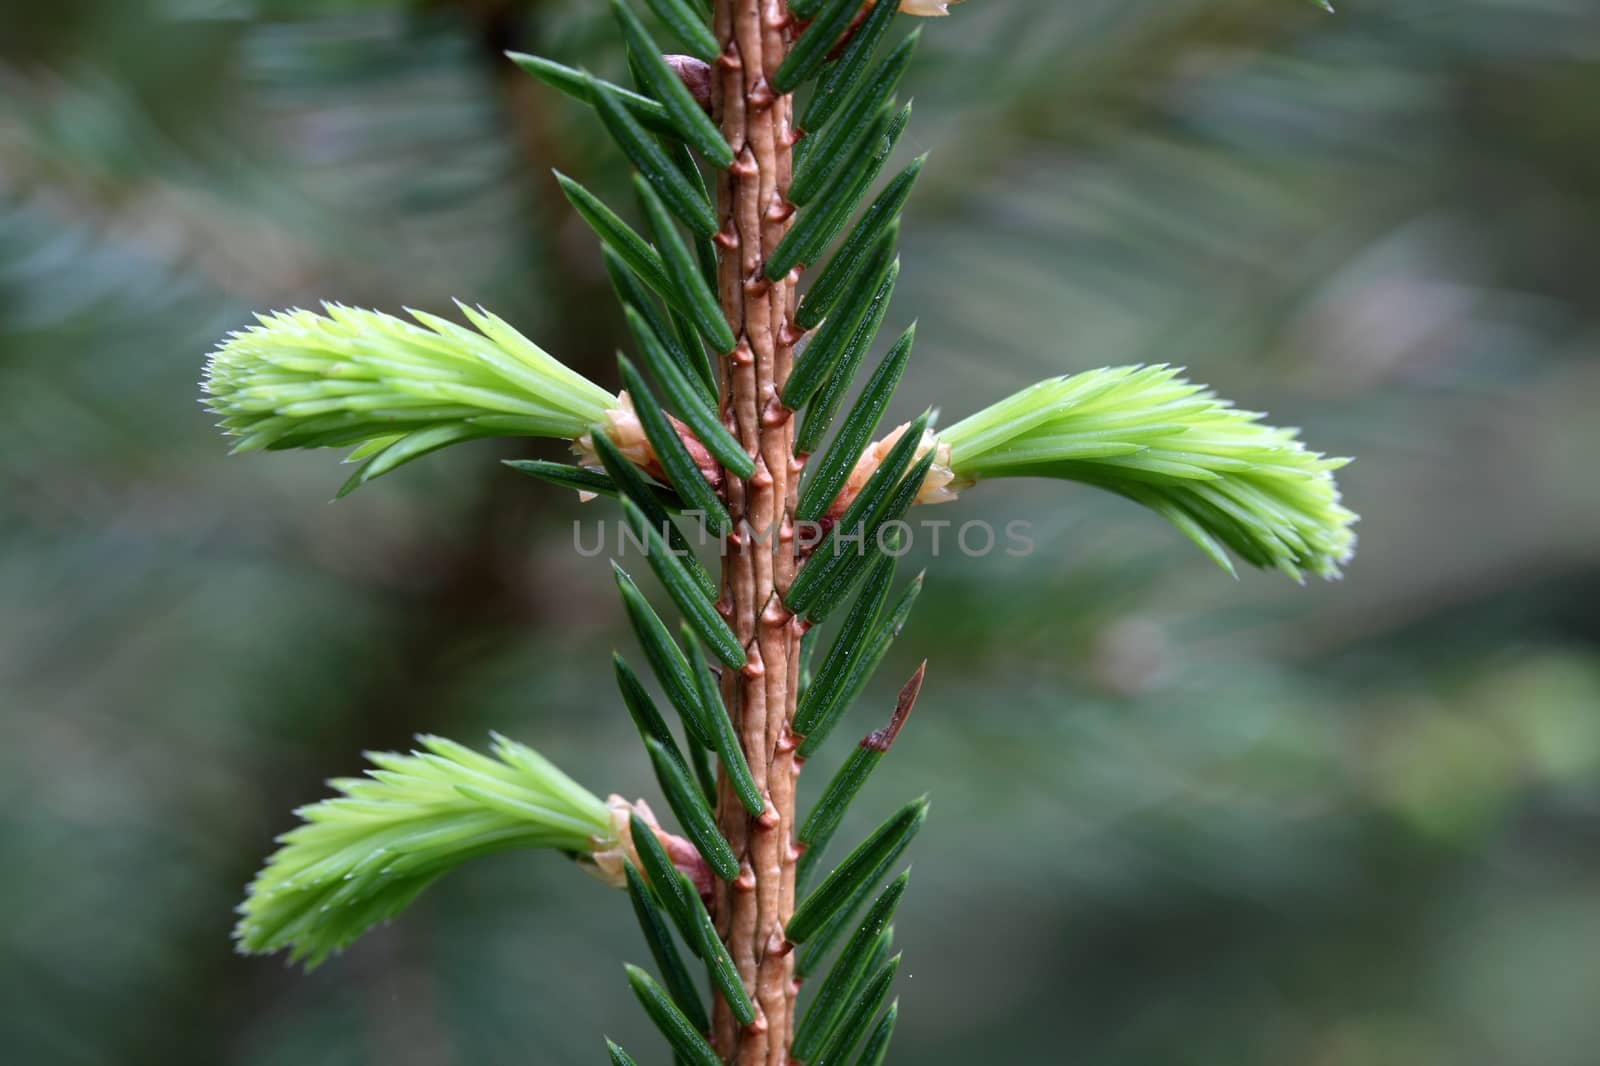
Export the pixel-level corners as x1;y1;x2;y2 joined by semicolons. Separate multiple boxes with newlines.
710;0;803;1062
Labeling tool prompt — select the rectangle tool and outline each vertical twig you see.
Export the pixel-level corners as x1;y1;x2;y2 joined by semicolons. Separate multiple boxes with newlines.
711;0;802;1061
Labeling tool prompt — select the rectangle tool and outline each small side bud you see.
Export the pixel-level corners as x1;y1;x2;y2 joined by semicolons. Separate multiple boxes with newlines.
824;421;959;520
663;54;712;112
894;0;967;15
572;391;724;493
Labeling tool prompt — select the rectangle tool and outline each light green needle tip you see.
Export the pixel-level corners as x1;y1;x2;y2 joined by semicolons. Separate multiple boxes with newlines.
939;364;1357;582
201;303;615;493
234;734;611;969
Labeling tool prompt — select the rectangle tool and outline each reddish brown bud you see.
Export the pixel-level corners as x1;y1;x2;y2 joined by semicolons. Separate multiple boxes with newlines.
663;55;713;112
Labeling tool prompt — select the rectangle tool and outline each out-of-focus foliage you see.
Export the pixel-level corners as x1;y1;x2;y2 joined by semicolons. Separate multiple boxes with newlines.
2;1;1598;1064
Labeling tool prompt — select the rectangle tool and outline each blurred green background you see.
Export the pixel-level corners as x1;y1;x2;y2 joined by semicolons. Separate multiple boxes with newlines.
4;0;1599;1063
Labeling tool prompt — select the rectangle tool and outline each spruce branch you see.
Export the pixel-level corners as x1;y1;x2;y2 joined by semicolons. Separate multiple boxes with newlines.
202;1;1356;1061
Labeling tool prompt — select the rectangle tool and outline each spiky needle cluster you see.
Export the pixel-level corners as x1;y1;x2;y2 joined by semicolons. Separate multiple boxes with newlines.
941;365;1357;581
202;303;617;496
236;734;612;969
205;0;1353;1061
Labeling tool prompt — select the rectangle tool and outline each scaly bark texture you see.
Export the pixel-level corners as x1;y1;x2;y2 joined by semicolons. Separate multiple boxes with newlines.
710;0;802;1062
